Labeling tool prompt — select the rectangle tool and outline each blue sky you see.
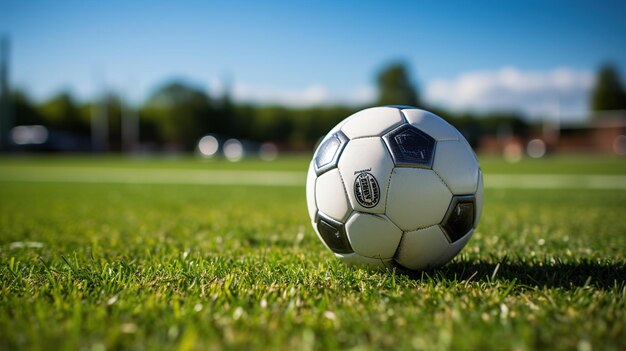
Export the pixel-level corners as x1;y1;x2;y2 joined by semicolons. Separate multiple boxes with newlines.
1;0;625;118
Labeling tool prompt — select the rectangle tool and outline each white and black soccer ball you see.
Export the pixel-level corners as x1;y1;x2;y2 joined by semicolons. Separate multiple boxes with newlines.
306;106;483;271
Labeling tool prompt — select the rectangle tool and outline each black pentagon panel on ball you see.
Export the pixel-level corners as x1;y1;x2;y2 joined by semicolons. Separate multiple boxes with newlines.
383;124;436;168
441;195;476;243
314;131;348;176
316;213;353;254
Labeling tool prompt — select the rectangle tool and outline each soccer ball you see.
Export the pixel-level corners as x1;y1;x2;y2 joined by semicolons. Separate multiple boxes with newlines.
306;106;483;271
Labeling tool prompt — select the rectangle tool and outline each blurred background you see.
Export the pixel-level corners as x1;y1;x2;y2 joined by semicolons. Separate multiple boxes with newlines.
0;1;625;160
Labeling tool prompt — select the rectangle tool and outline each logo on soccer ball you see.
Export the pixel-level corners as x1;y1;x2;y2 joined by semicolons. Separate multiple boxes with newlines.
354;172;380;208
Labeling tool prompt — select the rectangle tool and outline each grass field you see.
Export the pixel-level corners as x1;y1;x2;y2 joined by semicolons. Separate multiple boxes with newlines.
1;155;625;350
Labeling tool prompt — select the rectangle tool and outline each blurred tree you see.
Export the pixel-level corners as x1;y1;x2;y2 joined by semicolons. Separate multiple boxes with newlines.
232;105;358;148
376;62;420;107
294;106;357;146
218;78;237;136
253;106;294;143
102;93;123;150
142;81;217;149
12;90;44;126
38;92;88;134
591;63;626;111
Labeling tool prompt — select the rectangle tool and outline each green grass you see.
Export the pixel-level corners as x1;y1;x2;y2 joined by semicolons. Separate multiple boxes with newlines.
2;153;626;174
478;154;626;175
1;155;625;350
0;154;311;171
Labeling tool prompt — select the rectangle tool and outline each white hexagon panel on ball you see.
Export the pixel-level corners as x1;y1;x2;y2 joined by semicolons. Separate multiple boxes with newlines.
432;229;474;268
340;106;405;139
345;213;402;259
315;168;351;222
394;225;451;271
338;138;395;214
432;140;480;195
386;168;452;231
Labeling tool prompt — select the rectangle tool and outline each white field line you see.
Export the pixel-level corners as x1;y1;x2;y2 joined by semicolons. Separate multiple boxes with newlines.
0;166;305;186
0;166;625;189
485;174;626;190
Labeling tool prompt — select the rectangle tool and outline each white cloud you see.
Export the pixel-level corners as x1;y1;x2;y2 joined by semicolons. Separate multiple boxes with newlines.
233;83;330;107
208;67;595;120
344;85;377;106
208;80;376;107
425;67;595;120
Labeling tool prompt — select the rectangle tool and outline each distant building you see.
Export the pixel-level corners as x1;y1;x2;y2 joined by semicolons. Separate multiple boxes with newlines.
557;111;625;154
478;111;626;156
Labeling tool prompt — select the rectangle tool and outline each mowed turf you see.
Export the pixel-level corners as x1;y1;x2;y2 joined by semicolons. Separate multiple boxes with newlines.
0;156;625;350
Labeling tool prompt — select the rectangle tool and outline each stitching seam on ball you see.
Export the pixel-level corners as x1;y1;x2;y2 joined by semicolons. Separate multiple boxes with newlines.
399;109;409;123
383;168;394;213
335;169;352;221
433;168;454;195
404;223;438;234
